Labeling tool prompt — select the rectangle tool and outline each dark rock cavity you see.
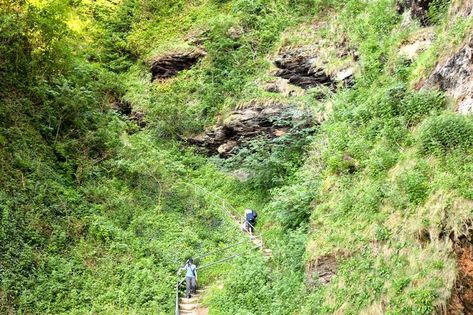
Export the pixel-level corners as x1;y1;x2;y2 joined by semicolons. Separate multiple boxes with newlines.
274;51;335;89
273;49;355;90
396;0;441;26
112;99;146;128
151;49;206;81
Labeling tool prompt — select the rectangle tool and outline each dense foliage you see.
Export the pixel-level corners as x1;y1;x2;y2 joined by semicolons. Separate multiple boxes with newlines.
1;0;472;314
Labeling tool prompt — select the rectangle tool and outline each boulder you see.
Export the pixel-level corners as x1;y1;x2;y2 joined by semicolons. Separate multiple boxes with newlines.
150;49;206;81
423;37;473;115
187;103;313;157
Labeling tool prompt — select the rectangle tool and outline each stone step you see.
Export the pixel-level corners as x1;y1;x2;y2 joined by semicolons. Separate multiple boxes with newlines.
179;303;199;311
179;310;197;315
180;297;199;303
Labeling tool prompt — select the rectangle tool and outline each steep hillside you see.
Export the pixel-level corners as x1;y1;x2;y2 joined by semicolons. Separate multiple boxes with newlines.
1;0;473;314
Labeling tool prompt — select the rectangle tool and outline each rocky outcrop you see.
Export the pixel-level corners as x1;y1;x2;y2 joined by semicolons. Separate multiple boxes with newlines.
150;49;206;81
187;103;313;157
447;233;473;314
273;48;355;90
448;1;473;20
306;254;338;287
274;50;335;89
396;0;439;26
423;37;473;115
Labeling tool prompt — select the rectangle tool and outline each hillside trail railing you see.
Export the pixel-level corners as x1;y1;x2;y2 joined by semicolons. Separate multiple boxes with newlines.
174;241;246;315
185;181;265;249
174;181;266;315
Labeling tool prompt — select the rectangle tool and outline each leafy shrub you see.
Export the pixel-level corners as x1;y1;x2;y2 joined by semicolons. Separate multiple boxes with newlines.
369;86;445;125
427;0;451;25
394;163;430;207
399;91;446;126
419;114;473;154
268;177;317;230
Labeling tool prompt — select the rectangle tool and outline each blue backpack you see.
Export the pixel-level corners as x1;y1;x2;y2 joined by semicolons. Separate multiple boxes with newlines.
246;210;256;222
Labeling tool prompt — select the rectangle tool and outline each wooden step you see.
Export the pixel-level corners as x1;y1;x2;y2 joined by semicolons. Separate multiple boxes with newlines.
179;310;197;315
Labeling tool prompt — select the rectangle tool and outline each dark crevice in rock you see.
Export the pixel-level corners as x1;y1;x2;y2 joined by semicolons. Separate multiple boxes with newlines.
187;103;314;157
150;49;206;81
112;99;146;128
274;53;335;89
273;48;356;90
113;99;132;116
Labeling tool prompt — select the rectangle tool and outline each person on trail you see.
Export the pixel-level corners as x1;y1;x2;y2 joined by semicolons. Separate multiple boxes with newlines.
244;208;257;236
182;258;197;298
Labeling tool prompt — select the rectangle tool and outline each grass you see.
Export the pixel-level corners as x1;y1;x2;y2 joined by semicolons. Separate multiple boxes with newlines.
2;0;473;314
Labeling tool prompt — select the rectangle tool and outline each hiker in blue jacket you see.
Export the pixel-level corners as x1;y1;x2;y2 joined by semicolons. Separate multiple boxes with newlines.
181;258;197;298
245;208;257;236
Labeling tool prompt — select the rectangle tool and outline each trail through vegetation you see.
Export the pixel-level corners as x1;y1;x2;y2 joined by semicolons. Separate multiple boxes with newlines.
1;0;473;314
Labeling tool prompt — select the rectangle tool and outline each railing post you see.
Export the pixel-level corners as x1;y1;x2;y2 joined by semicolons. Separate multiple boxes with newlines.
175;279;180;315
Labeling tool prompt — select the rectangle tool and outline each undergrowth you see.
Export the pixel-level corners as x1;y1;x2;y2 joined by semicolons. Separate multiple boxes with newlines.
1;0;473;314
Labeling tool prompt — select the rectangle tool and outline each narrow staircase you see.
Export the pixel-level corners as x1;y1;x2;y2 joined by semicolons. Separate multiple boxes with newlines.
176;185;272;314
178;289;208;315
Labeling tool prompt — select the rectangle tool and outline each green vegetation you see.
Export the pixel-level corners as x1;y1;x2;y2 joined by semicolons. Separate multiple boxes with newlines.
1;0;473;314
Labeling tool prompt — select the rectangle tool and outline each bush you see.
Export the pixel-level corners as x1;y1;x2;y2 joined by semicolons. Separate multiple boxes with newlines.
394;163;430;207
419;114;473;154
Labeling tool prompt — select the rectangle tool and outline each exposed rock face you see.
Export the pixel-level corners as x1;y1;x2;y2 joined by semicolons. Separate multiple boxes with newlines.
150;49;206;81
306;254;338;287
273;48;355;90
423;37;473;115
448;1;473;20
274;50;334;89
447;233;473;314
396;0;437;26
187;103;313;157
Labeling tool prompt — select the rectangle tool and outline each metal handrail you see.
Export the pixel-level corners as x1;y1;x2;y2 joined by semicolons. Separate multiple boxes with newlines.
175;240;246;275
174;181;267;315
179;181;265;249
193;240;247;263
175;277;185;315
197;253;242;271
